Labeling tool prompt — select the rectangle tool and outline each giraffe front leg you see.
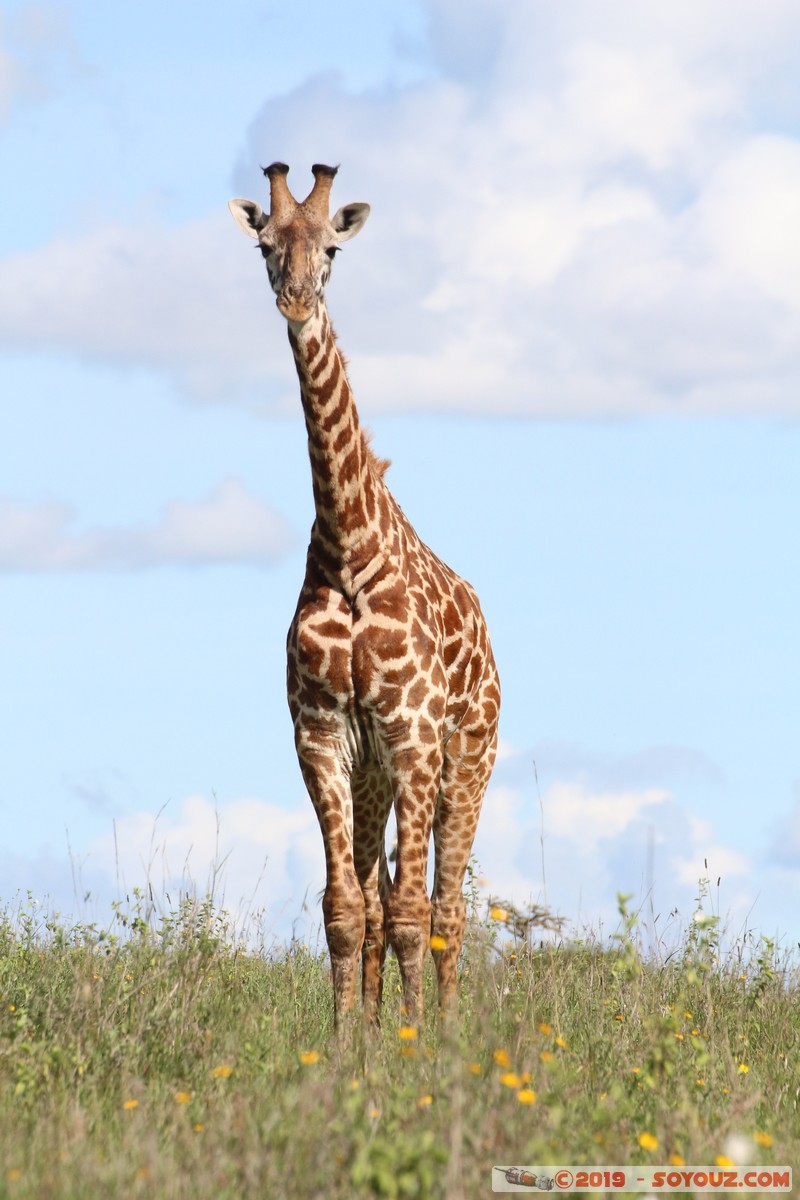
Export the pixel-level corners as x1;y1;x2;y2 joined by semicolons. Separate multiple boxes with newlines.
295;728;365;1030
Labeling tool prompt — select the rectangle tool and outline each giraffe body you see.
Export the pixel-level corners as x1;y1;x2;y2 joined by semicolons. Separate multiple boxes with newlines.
229;164;500;1024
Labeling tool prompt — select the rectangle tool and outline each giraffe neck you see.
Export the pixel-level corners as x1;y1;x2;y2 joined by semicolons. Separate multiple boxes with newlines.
288;303;389;585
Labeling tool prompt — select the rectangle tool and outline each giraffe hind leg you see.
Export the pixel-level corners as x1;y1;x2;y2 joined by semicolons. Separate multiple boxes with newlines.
352;766;393;1025
385;759;439;1026
431;691;499;1010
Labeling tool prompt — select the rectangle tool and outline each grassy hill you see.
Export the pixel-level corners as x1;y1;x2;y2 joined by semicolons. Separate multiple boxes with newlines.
0;889;797;1198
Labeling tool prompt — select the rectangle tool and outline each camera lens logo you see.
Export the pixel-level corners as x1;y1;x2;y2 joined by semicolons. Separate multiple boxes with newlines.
495;1166;556;1190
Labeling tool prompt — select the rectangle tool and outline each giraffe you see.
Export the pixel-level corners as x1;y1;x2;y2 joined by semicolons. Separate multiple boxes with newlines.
229;163;500;1027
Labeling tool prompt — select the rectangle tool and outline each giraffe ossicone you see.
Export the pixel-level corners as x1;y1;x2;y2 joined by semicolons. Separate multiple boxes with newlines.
229;163;500;1027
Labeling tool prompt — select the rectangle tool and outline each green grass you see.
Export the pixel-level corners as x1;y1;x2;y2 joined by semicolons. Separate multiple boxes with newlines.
0;889;797;1198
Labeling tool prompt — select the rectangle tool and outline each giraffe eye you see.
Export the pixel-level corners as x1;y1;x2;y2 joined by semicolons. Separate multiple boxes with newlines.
325;246;339;260
258;243;274;259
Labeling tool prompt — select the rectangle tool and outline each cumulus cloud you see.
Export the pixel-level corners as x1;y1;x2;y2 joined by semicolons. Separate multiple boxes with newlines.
471;749;761;942
0;215;295;405
85;793;325;942
2;0;800;416
78;773;761;947
230;0;800;417
0;479;294;572
3;765;793;947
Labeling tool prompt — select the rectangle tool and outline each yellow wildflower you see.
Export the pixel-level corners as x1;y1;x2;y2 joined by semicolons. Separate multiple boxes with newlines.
737;1063;749;1074
398;1026;418;1040
716;1157;734;1167
418;1095;433;1107
536;1022;552;1035
670;1155;686;1167
429;935;447;951
122;1099;139;1111
299;1051;320;1065
493;1048;511;1068
7;1170;21;1184
193;1123;203;1133
540;1050;555;1063
174;1091;192;1104
211;1064;233;1078
490;907;509;922
754;1131;773;1147
639;1133;658;1151
517;1088;537;1104
499;1072;522;1089
469;1062;481;1075
555;1035;567;1049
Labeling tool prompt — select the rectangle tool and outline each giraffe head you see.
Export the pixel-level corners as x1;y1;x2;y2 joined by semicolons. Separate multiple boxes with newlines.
228;163;370;324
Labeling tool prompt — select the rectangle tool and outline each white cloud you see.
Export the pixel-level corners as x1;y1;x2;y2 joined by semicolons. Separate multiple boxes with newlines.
231;2;800;417
69;751;781;950
689;135;800;312
544;781;670;843
3;1;800;416
0;214;298;404
0;479;294;572
85;793;325;942
471;771;763;942
5;768;798;949
670;815;751;887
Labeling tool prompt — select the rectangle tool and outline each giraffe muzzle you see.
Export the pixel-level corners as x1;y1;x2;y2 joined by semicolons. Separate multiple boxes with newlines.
277;283;317;323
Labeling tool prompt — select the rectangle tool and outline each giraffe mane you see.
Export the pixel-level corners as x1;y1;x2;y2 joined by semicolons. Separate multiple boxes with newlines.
329;322;391;479
364;431;391;479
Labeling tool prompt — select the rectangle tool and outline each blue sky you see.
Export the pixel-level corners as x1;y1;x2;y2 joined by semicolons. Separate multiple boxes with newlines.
1;0;799;952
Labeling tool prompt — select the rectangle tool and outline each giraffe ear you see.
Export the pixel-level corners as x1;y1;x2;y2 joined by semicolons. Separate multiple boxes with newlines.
228;198;268;238
331;202;370;242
